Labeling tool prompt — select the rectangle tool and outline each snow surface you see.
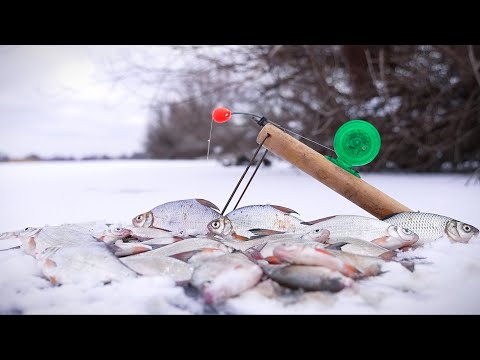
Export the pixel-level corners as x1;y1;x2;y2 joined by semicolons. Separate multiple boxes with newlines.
0;160;479;314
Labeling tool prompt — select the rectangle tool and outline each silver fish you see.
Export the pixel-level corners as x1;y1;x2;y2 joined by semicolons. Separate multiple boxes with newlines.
120;256;193;282
16;226;100;257
208;204;307;240
38;243;137;285
132;199;220;236
325;237;394;258
125;226;177;241
130;236;230;259
216;228;330;255
274;244;411;278
190;253;263;304
382;212;479;245
110;241;156;257
97;225;133;245
299;215;419;250
261;264;354;292
272;244;362;278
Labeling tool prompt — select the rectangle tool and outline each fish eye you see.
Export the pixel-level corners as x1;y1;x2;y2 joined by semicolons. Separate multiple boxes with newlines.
24;227;30;231
463;224;472;232
314;229;320;233
401;228;412;235
115;228;121;232
136;215;143;221
211;221;220;229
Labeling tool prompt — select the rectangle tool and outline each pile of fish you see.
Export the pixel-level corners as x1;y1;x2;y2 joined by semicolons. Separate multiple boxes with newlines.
1;198;479;307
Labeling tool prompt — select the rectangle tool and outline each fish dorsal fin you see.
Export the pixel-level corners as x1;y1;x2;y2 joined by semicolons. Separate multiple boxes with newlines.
248;228;286;236
271;205;299;215
152;226;172;232
232;233;250;241
196;199;220;211
380;212;402;220
325;242;349;250
301;215;337;225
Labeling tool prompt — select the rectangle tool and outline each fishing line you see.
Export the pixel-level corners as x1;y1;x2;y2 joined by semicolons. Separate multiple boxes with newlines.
221;134;270;215
206;118;214;160
268;120;335;153
233;149;269;211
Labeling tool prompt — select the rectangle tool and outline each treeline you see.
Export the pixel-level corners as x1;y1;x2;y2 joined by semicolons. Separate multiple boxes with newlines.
0;152;147;162
143;45;480;172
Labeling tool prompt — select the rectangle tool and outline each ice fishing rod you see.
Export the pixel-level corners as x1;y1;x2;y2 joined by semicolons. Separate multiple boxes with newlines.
211;107;412;219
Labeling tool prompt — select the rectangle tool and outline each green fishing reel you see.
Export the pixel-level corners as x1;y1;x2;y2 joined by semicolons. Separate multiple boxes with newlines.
325;120;381;178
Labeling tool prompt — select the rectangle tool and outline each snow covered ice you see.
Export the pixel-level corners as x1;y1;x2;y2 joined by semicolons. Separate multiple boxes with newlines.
0;160;479;314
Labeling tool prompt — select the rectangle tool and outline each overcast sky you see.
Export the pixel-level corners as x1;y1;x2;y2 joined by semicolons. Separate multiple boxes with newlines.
0;45;180;158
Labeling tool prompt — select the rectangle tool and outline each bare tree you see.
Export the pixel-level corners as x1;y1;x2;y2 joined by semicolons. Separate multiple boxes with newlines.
142;45;480;172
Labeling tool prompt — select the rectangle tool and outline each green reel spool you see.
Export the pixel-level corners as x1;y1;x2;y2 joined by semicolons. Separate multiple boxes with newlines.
325;120;381;178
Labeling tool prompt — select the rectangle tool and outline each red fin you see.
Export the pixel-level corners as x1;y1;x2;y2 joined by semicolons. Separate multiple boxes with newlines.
171;251;198;262
196;199;220;211
379;251;395;260
232;233;250;241
249;228;286;236
371;236;388;246
271;205;299;215
44;259;57;269
265;256;282;264
314;248;334;256
342;263;361;278
301;216;336;225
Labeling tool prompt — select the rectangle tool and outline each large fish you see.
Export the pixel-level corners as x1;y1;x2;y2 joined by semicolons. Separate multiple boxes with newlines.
38;243;137;285
299;215;419;250
120;256;193;282
190;253;263;304
132;199;220;236
208;204;307;240
261;264;354;292
382;212;479;245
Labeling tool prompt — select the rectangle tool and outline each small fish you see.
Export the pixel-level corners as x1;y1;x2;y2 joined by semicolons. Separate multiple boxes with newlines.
125;226;177;241
300;215;419;250
110;241;158;257
130;236;230;259
291;247;413;277
208;205;307;240
132;199;220;236
273;244;361;278
16;226;100;257
325;237;394;258
382;212;479;245
120;256;193;282
0;231;21;240
38;243;137;285
190;253;263;304
216;229;330;255
97;225;133;244
261;264;354;292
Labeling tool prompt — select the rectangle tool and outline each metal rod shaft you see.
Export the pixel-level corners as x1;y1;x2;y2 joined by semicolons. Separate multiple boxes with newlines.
233;149;269;211
221;134;270;215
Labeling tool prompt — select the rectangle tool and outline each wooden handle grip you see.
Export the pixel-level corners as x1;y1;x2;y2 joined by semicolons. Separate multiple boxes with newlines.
257;123;411;219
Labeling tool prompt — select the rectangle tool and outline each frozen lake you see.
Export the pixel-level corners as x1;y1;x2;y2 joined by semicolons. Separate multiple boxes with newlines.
1;160;479;314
